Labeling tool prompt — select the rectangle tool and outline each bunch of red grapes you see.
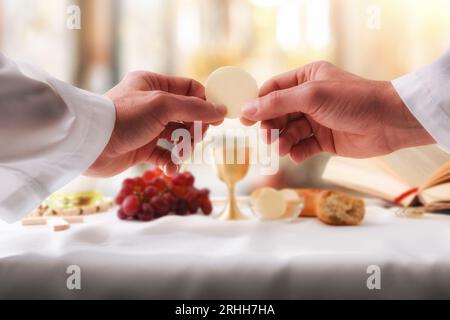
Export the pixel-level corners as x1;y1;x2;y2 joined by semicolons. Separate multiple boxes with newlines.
115;168;213;221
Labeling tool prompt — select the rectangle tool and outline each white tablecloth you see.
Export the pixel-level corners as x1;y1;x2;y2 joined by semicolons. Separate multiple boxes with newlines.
1;201;450;300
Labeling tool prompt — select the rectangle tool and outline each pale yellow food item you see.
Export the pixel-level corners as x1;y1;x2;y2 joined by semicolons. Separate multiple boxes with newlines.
22;217;47;226
48;218;70;232
250;188;265;200
280;189;300;201
316;191;365;226
252;188;365;225
280;189;303;218
251;188;287;220
205;66;259;118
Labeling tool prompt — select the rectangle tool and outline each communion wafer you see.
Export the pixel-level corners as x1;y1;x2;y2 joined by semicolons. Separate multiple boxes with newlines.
280;189;301;201
205;66;258;118
251;188;287;220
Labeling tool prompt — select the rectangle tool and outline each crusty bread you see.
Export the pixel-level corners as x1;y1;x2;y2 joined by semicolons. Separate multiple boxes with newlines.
296;189;365;226
295;189;324;217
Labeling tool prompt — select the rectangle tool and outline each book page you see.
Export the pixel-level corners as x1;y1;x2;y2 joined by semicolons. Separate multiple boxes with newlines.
322;157;410;202
419;183;450;205
372;145;450;188
423;162;450;188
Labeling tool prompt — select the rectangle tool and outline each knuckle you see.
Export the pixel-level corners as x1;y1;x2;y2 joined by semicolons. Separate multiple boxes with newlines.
266;91;281;108
146;91;171;121
126;70;150;80
150;90;169;104
188;79;203;92
304;83;327;104
315;60;332;67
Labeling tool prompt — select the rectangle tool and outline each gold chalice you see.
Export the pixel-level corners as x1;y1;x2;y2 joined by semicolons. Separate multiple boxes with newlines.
212;135;250;221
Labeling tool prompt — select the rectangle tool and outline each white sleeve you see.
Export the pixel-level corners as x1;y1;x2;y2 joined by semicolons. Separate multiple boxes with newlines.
0;54;116;223
392;49;450;153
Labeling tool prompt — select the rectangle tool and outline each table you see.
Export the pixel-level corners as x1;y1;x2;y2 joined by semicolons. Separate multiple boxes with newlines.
1;201;450;299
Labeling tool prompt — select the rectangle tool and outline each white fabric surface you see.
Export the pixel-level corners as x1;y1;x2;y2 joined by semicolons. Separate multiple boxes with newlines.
392;48;450;153
1;201;450;300
0;54;116;223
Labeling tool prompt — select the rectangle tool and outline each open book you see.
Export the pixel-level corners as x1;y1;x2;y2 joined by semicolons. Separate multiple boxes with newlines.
322;145;450;210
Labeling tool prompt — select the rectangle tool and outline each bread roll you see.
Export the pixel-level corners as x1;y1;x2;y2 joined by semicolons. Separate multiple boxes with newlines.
295;189;324;217
296;189;365;226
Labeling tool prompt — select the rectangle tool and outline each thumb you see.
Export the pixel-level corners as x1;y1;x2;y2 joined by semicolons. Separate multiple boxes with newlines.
241;84;323;121
149;91;227;124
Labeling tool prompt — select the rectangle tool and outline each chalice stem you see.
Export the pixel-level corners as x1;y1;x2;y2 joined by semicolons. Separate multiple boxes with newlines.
219;183;247;221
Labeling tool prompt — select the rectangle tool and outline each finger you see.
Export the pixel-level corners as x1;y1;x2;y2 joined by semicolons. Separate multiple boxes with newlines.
211;119;225;126
147;91;227;124
288;112;305;121
188;122;209;142
160;122;189;141
259;69;301;97
144;145;181;176
163;162;180;177
240;117;257;126
242;84;324;121
261;116;289;131
259;65;313;96
278;117;313;156
161;122;208;144
160;75;206;98
260;117;288;144
260;112;302;131
134;72;207;98
289;137;323;164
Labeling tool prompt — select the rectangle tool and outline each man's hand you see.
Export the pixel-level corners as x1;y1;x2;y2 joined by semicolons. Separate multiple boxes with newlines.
86;71;226;177
241;61;434;163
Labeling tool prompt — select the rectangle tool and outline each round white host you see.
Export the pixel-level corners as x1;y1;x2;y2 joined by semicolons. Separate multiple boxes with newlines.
205;66;259;119
251;188;287;220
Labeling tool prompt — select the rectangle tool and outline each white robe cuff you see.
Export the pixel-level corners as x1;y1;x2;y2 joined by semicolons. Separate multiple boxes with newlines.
392;49;450;154
0;60;115;222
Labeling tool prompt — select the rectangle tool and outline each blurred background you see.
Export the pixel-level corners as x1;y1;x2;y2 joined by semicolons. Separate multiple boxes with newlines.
1;0;449;197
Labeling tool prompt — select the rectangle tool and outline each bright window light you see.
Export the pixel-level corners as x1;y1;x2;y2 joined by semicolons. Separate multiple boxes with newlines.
306;0;330;49
250;0;281;8
276;0;302;51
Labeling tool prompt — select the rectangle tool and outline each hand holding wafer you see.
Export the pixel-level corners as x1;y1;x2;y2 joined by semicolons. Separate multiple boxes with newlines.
86;72;227;178
240;61;434;163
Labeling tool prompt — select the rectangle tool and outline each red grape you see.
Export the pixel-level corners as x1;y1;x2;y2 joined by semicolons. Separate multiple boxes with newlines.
122;195;140;217
122;178;135;188
172;172;194;187
188;203;200;214
117;170;211;222
143;169;160;183
115;194;126;205
149;177;167;192
171;185;188;199
144;186;158;199
162;193;177;212
121;184;134;196
182;172;195;186
134;177;147;190
117;208;128;220
141;202;154;214
153;167;164;177
185;188;201;213
175;199;189;215
199;188;210;199
201;198;213;215
138;212;154;221
151;195;170;217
